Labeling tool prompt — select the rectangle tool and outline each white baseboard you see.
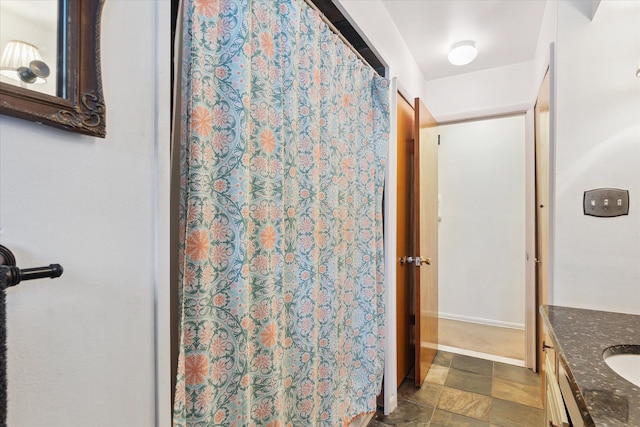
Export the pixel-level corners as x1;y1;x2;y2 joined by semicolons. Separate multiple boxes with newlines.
439;312;525;331
437;344;525;367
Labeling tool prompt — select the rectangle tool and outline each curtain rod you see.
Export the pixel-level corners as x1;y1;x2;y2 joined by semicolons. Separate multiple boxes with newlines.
301;0;372;70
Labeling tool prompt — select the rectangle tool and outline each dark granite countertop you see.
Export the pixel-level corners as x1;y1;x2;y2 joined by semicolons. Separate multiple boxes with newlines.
541;305;640;427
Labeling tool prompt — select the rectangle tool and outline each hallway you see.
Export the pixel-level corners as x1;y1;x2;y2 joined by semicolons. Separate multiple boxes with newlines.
438;319;525;362
368;351;543;426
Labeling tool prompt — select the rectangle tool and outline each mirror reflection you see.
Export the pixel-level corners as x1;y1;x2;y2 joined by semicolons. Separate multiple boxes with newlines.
0;0;105;138
0;0;59;97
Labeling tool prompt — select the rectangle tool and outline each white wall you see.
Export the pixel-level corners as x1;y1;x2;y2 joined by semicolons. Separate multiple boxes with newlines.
425;62;534;123
531;0;558;101
0;1;171;425
553;0;640;314
438;115;526;328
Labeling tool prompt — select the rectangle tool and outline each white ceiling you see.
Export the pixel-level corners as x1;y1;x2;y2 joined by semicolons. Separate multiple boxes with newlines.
380;0;548;81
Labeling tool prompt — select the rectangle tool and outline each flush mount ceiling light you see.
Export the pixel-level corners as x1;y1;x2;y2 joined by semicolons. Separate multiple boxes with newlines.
448;40;477;66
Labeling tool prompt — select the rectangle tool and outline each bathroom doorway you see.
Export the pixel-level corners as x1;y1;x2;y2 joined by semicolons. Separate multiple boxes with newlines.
437;114;527;365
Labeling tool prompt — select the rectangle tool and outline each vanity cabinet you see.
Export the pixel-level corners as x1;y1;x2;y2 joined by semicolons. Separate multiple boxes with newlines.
543;330;569;427
543;328;584;427
541;305;640;426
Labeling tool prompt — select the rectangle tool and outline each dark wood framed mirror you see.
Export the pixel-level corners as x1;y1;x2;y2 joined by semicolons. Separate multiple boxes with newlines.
0;0;106;138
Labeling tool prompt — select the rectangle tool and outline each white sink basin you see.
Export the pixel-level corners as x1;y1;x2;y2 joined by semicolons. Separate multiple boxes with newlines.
604;346;640;388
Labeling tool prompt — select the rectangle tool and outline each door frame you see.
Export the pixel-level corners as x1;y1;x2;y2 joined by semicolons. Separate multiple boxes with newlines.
525;44;557;371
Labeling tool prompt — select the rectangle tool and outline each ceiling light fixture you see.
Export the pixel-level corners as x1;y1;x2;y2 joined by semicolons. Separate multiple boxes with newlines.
448;40;477;66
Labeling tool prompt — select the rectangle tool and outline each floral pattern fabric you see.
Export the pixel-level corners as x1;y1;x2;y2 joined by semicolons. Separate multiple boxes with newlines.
173;0;389;425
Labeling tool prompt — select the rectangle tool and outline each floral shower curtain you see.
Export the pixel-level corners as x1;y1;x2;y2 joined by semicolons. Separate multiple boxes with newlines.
173;0;389;425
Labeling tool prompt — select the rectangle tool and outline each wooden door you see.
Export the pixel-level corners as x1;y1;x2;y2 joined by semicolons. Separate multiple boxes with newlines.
414;98;438;386
396;94;415;387
535;69;551;378
396;95;439;388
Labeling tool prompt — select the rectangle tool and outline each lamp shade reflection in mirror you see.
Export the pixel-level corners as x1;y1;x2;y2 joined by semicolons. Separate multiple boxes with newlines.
0;1;59;97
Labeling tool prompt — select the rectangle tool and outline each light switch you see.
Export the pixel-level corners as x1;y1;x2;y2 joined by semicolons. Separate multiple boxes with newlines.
583;188;629;217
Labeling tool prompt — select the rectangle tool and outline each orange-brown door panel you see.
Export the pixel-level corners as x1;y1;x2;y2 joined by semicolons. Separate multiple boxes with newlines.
414;98;438;387
396;94;415;387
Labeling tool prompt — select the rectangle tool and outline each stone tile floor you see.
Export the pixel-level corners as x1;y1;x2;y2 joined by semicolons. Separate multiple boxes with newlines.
368;351;544;427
